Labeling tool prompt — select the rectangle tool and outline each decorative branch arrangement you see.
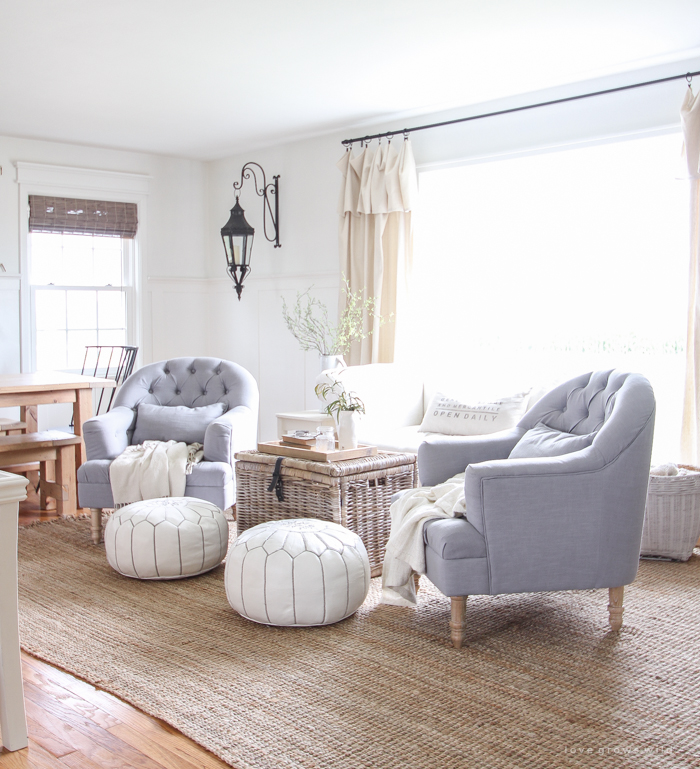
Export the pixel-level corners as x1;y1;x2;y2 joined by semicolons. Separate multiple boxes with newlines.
281;279;392;356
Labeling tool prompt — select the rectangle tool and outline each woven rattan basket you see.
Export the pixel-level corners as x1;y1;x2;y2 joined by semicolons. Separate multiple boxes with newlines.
640;464;700;561
234;450;418;577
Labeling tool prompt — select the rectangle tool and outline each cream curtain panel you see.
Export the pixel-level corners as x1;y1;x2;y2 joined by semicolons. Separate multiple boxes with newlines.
337;140;417;365
680;85;700;463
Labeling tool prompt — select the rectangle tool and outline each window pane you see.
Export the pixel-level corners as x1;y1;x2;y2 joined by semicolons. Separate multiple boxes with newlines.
34;290;66;330
61;233;94;255
94;240;123;286
30;234;63;284
36;330;67;371
30;232;126;287
66;290;97;330
98;328;126;347
97;290;126;329
60;236;95;286
66;330;98;370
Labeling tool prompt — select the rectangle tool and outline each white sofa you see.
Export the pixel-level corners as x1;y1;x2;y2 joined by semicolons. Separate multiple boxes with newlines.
319;363;551;453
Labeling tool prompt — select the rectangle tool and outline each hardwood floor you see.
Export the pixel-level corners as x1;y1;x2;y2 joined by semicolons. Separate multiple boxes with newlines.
0;654;232;769
3;488;233;769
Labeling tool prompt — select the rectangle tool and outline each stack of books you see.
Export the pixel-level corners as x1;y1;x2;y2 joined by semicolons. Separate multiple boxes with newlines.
281;431;318;448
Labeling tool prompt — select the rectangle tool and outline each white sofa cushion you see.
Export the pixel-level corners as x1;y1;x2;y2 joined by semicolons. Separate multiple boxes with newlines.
316;362;558;454
333;363;424;428
356;423;440;454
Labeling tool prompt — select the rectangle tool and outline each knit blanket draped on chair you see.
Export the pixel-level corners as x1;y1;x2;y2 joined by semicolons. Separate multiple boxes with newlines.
381;473;466;607
109;440;203;507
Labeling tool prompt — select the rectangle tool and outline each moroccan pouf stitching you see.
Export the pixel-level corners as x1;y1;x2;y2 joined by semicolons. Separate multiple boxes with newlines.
104;497;229;580
225;518;371;626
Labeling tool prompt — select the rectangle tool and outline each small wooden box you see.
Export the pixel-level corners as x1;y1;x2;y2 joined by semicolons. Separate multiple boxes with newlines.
234;450;418;577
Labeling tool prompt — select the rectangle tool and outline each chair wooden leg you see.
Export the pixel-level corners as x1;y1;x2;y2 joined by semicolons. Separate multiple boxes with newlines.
450;596;467;649
608;586;624;631
90;508;103;544
413;573;420;594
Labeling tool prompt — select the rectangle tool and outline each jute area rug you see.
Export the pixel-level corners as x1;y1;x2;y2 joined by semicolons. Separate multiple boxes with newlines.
17;517;700;769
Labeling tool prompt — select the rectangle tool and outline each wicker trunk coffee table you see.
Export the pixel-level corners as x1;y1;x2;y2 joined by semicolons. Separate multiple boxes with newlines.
234;450;418;577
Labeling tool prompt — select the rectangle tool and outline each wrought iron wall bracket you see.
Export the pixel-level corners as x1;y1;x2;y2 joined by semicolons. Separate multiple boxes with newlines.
233;162;280;248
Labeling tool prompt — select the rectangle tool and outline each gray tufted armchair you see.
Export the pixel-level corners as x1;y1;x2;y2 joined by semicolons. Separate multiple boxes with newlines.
416;370;655;648
78;357;259;544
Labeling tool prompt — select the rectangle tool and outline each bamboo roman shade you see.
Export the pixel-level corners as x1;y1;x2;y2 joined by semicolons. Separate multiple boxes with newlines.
28;196;138;238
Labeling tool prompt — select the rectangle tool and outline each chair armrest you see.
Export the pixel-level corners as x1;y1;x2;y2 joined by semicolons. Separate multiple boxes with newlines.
82;407;135;460
203;406;257;464
462;447;647;593
417;429;523;486
464;448;601;530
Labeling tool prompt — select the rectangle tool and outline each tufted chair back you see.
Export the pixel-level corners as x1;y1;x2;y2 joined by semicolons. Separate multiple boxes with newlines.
519;370;655;465
113;357;259;415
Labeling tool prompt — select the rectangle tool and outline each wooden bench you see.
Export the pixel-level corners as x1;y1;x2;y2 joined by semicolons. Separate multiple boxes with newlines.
0;431;82;516
0;418;27;435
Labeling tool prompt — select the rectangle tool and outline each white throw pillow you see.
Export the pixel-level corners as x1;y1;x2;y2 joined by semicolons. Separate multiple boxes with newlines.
419;390;530;436
509;421;595;459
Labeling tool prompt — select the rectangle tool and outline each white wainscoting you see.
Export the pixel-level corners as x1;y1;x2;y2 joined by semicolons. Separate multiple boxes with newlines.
0;276;21;421
147;272;339;442
0;276;21;375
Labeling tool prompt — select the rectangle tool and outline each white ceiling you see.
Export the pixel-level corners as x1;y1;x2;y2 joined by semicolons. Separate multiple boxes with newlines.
1;0;699;161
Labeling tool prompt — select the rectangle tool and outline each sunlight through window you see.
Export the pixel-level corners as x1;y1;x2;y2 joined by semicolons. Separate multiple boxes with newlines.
407;133;688;460
30;232;130;372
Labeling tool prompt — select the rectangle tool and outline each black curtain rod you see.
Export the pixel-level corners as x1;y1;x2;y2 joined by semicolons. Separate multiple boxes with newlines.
342;69;700;147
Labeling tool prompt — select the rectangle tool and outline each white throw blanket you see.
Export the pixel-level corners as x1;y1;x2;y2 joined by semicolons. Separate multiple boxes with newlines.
381;473;466;607
109;440;204;507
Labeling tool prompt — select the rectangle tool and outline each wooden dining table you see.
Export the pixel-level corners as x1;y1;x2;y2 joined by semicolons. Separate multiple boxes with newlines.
0;371;116;469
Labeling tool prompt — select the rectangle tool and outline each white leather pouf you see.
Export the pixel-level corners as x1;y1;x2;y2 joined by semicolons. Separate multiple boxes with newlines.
104;497;229;580
225;518;370;626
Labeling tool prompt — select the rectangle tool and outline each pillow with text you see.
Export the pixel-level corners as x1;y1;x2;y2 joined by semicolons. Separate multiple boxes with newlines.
419;390;530;436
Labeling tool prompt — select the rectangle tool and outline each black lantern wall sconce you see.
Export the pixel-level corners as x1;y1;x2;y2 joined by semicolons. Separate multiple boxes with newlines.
221;162;280;300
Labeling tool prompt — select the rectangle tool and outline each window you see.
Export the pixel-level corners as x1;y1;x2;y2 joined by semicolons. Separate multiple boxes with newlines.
29;232;132;370
407;132;688;460
27;195;137;371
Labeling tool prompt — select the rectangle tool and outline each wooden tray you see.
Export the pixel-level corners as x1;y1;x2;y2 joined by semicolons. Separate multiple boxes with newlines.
257;441;378;463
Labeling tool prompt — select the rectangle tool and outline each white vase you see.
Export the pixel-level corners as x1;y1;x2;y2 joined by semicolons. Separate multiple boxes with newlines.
319;354;346;373
317;355;347;413
337;410;359;450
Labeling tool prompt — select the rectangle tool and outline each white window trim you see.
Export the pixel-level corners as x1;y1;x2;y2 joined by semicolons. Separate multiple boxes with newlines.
15;162;151;373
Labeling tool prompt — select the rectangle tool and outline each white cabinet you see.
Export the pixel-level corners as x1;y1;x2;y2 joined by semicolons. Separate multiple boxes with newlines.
0;470;30;751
